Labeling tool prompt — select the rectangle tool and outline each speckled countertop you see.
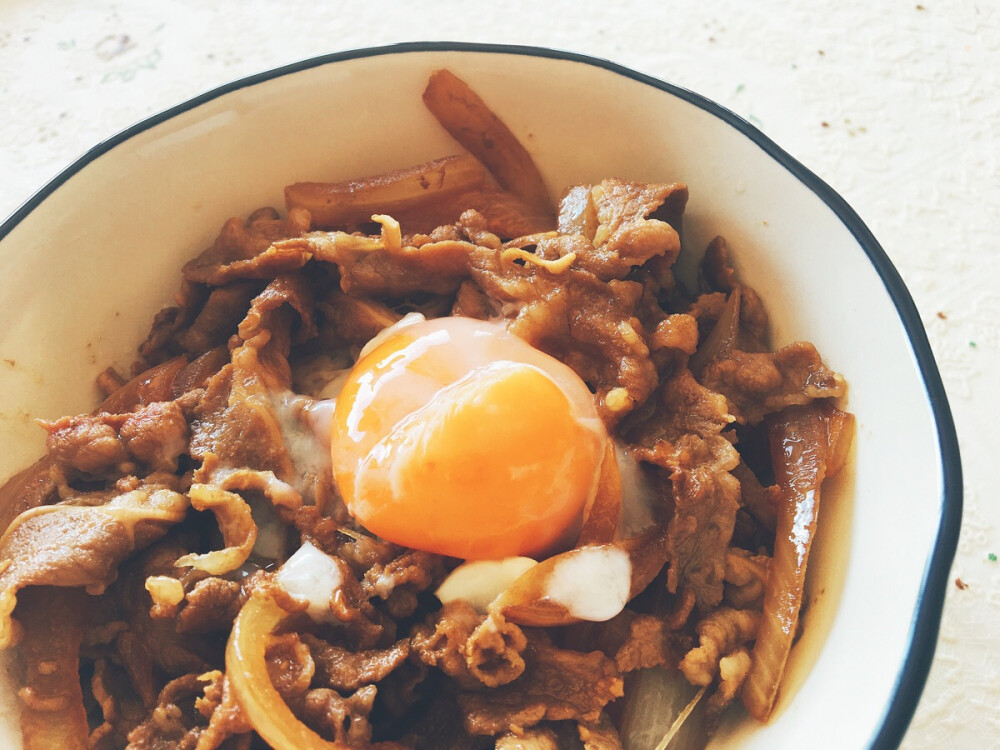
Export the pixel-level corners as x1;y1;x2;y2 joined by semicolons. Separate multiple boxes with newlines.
1;1;997;747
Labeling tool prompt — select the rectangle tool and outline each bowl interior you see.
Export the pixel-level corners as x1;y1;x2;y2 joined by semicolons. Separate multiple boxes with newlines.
0;48;948;748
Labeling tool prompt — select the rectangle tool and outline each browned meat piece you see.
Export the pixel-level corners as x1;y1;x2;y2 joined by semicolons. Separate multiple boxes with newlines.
43;398;191;477
468;244;657;425
627;368;733;447
465;614;528;687
627;368;742;610
182;208;312;285
450;188;554;238
679;607;760;686
454;204;507;248
411;600;483;689
363;549;447;619
460;638;624;736
0;480;188;649
303;230;477;297
651;313;699;355
611;613;686;673
237;272;317;345
737;286;770;351
114;540;224;707
410;601;529;689
700;236;737;292
125;670;250;749
557;179;688;281
699;343;847;424
88;658;150;750
315;291;402;347
567;610;686;674
176;281;261;354
175;577;242;634
641;434;741;611
697;239;769;348
119;401;190;471
688;291;727;340
578;714;624;750
732;460;779;531
193;673;253;750
190;277;314;482
302;633;410;692
42;414;129;476
125;673;207;748
134;281;208;369
265;633;315;706
451;279;498;319
292;509;393;570
300;685;378;745
396;682;490;749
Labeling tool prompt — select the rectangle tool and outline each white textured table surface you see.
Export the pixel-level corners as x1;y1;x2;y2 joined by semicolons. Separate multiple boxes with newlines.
1;1;996;747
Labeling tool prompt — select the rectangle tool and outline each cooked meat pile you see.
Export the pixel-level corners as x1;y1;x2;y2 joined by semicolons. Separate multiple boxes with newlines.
0;70;851;750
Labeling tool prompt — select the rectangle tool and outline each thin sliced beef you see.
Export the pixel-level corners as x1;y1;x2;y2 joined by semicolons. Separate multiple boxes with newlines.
459;638;624;736
0;480;188;649
468;242;657;425
638;433;741;611
302;633;410;692
698;343;847;424
182;208;312;286
557;179;687;281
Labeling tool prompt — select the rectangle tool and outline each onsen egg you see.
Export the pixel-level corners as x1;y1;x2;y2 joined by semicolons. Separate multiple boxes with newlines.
330;316;607;560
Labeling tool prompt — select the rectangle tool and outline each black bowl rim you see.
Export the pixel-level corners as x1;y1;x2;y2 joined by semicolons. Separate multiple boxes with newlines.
0;41;962;750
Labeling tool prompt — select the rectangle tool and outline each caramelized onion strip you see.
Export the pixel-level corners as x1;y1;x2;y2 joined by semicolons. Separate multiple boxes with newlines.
285;154;486;229
16;587;90;750
742;403;853;720
422;69;554;217
226;590;349;749
689;285;741;376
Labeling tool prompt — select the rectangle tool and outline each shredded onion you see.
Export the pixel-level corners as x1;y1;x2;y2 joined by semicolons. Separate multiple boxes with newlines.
175;485;256;576
226;590;349;749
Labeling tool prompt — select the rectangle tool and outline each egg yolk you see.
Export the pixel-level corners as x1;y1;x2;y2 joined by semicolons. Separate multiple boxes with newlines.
330;316;607;560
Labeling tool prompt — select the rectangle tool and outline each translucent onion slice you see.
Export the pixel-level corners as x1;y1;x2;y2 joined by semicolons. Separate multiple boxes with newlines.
620;666;706;750
741;402;853;721
175;484;256;576
226;590;348;749
435;557;538;614
689;285;741;376
495;526;668;627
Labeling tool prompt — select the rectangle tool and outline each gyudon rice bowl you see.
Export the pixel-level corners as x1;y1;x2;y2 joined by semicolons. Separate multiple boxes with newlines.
0;64;855;749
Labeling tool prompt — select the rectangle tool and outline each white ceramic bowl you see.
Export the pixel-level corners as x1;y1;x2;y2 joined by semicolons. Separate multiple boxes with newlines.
0;43;961;749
